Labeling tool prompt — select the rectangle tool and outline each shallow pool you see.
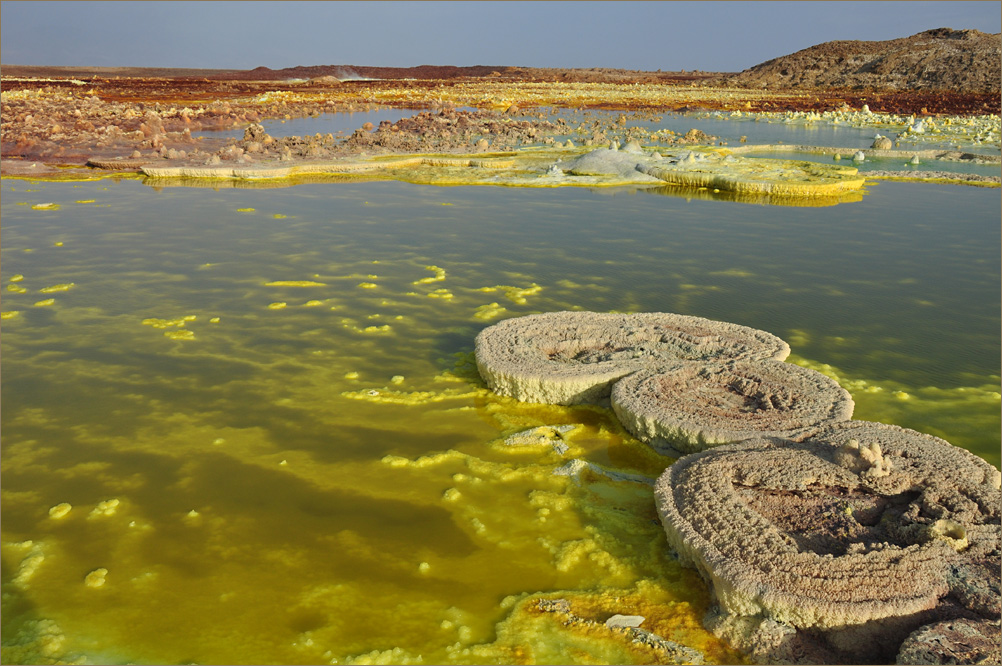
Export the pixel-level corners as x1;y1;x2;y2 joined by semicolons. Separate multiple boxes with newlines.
1;164;999;664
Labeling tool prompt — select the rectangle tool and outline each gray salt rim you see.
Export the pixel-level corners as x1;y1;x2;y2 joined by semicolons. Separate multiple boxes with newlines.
652;434;998;635
611;360;853;454
474;311;790;405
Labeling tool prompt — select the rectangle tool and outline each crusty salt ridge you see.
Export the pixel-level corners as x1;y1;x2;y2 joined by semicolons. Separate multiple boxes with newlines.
552;146;867;196
611;360;853;454
811;419;1002;496
473;311;790;405
653;428;1001;663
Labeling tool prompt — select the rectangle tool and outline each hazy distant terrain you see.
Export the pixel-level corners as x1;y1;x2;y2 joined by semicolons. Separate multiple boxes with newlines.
4;28;999;94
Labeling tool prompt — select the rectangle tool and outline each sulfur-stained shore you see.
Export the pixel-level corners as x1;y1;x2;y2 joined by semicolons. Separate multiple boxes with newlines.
2;67;999;192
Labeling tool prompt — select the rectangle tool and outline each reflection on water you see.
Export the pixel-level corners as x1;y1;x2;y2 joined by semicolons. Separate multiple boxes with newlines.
1;168;999;664
198;106;1002;160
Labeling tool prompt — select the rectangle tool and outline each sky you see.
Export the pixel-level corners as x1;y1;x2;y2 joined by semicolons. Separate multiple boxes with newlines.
1;1;999;72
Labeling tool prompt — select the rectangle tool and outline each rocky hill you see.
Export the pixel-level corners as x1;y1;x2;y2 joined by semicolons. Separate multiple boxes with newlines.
723;28;1001;93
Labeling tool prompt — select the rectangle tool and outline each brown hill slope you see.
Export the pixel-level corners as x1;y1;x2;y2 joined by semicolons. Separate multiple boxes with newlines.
723;28;1001;92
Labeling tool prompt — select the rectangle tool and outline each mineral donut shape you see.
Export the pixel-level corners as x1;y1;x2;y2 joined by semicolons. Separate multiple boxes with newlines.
654;436;961;631
474;311;791;405
611;360;854;454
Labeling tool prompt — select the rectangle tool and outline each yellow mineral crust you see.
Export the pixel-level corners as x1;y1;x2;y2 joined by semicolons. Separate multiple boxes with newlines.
137;148;866;199
413;265;447;284
637;154;864;195
38;283;75;293
83;568;108;588
142;315;196;328
139;155;514;180
477;283;542;305
47;503;72;519
474;311;790;405
264;280;327;287
653;425;1001;663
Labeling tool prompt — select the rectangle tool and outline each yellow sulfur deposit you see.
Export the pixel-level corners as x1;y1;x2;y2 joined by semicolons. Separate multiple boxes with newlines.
39;283;75;293
414;265;448;284
478;283;543;305
33;299;55;307
48;503;72;519
142;315;196;328
267;302;287;309
473;302;508;321
83;568;108;588
88;499;120;518
265;280;327;287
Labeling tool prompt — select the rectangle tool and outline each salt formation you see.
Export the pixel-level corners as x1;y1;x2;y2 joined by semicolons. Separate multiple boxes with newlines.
475;312;999;663
553;147;867;197
474;311;790;405
652;425;1001;664
872;135;893;150
611;360;854;454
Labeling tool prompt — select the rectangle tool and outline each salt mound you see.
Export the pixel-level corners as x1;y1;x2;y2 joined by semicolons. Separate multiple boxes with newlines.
556;149;661;180
653;424;1001;663
611;360;853;454
474;312;790;405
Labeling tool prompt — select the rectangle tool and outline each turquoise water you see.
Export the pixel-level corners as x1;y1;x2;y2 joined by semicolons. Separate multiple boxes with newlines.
1;159;999;664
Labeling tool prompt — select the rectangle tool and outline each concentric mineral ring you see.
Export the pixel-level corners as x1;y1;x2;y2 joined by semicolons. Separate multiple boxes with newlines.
474;311;790;405
611;359;854;454
653;437;958;631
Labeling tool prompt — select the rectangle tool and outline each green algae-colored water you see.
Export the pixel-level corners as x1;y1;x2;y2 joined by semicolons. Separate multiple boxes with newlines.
2;172;999;664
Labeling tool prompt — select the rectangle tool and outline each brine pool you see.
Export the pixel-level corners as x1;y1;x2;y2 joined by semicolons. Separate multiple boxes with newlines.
1;141;1000;664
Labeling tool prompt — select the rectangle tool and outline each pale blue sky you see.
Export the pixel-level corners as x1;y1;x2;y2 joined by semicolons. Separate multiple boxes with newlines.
1;1;999;72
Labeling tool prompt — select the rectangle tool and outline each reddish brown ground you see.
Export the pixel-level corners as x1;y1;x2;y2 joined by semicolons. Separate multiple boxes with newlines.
1;65;997;176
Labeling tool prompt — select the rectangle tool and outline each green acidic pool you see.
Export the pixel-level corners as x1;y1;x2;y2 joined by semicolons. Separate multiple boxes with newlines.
1;174;998;664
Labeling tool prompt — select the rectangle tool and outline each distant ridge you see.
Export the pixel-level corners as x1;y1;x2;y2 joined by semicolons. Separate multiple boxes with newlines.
723;28;1001;93
3;28;999;93
232;64;511;80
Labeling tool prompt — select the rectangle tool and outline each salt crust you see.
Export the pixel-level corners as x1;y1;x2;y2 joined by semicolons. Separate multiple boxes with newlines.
653;424;1001;663
611;360;854;454
474;311;790;405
